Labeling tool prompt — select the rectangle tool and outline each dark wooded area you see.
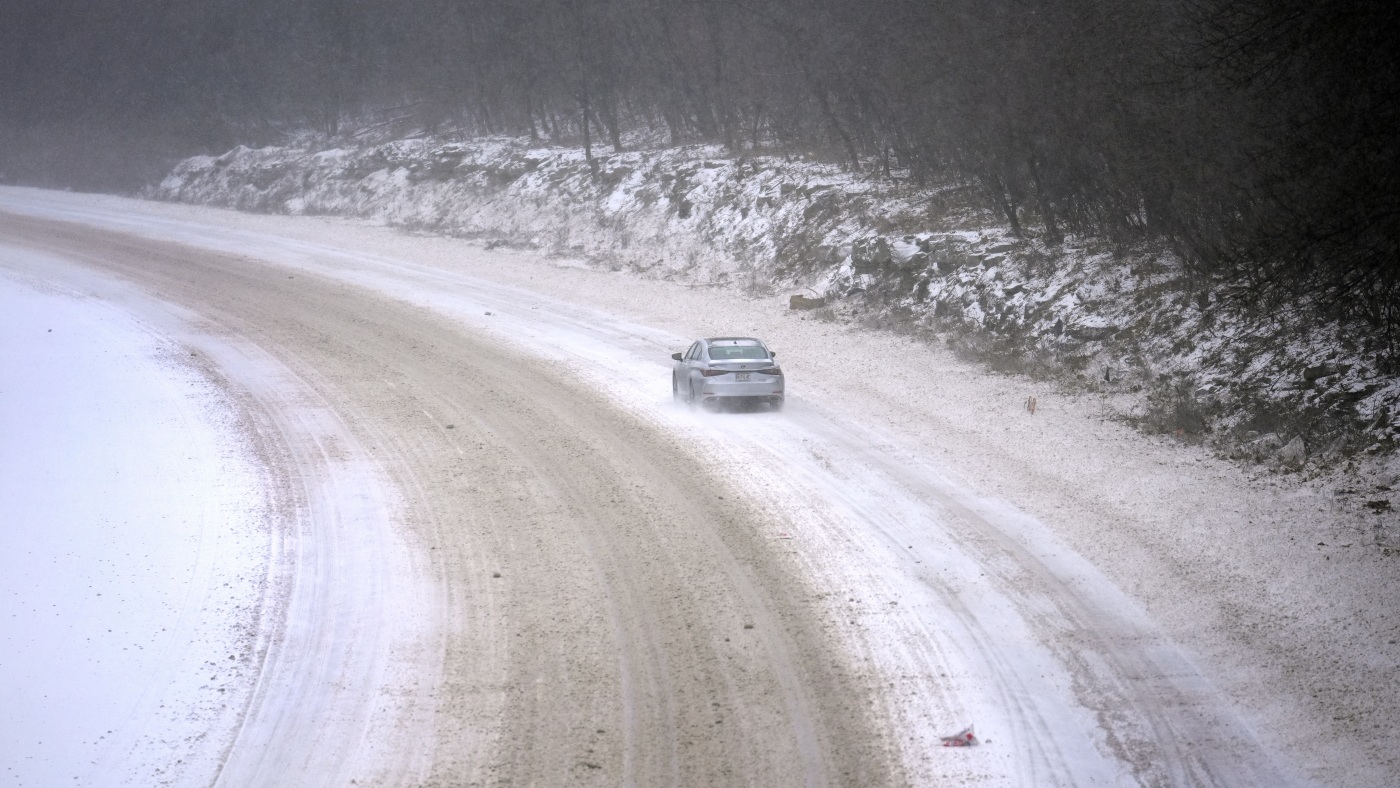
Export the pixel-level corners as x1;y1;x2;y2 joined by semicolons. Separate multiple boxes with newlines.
2;0;1397;344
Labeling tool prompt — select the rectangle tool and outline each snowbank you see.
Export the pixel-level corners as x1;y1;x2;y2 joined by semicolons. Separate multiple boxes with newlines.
0;261;268;787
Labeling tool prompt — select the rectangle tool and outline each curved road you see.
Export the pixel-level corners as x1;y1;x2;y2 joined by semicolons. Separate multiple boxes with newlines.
0;212;887;786
0;197;1327;787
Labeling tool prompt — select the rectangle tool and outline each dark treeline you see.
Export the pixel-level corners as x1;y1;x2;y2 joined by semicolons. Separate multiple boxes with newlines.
3;0;1398;345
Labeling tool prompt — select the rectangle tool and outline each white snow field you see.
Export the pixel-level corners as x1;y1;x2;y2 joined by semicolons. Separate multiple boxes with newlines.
1;237;432;786
0;260;267;786
1;185;1396;787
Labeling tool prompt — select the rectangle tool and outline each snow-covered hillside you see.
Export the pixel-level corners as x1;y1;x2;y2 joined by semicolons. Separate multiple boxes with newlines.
152;135;1400;492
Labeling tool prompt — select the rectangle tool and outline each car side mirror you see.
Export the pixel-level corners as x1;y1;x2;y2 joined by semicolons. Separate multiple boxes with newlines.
770;351;777;358
672;352;683;361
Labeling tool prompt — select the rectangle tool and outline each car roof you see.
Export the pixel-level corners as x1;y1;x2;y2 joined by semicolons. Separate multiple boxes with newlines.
704;337;764;345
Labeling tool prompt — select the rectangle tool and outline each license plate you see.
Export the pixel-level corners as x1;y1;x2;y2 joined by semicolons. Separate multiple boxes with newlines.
735;372;751;381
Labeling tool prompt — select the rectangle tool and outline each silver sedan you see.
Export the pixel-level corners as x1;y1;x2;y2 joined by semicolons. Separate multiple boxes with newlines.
671;337;784;410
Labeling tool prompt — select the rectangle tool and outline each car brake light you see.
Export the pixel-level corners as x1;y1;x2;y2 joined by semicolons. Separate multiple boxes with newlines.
756;368;783;375
701;368;729;377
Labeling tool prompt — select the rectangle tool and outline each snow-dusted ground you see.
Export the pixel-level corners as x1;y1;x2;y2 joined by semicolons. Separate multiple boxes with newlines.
0;259;266;786
2;222;436;787
2;186;1398;786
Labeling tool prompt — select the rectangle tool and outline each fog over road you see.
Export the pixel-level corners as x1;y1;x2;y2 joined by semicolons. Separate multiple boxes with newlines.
3;190;1396;787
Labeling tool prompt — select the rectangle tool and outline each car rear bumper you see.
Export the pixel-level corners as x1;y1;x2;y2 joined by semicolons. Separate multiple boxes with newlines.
700;379;784;399
699;380;783;408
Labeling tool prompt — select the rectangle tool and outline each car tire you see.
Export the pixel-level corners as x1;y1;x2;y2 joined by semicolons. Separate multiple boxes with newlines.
672;375;684;402
770;398;785;412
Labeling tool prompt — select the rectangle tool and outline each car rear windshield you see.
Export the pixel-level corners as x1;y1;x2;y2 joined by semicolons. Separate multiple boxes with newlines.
708;345;769;360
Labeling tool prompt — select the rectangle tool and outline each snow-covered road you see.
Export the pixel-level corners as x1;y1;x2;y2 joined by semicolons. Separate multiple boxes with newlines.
2;187;1397;786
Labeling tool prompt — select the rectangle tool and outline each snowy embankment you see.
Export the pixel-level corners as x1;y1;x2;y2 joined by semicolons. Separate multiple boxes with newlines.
0;262;267;786
153;136;1400;482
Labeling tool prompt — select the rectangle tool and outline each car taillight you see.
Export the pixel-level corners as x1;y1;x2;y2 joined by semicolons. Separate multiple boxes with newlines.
701;368;729;377
756;368;783;376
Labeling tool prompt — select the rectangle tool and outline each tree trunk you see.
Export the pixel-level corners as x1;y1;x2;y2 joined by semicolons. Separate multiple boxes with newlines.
1028;152;1063;244
524;88;540;143
985;172;1023;237
579;82;597;177
811;79;859;171
598;94;623;153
